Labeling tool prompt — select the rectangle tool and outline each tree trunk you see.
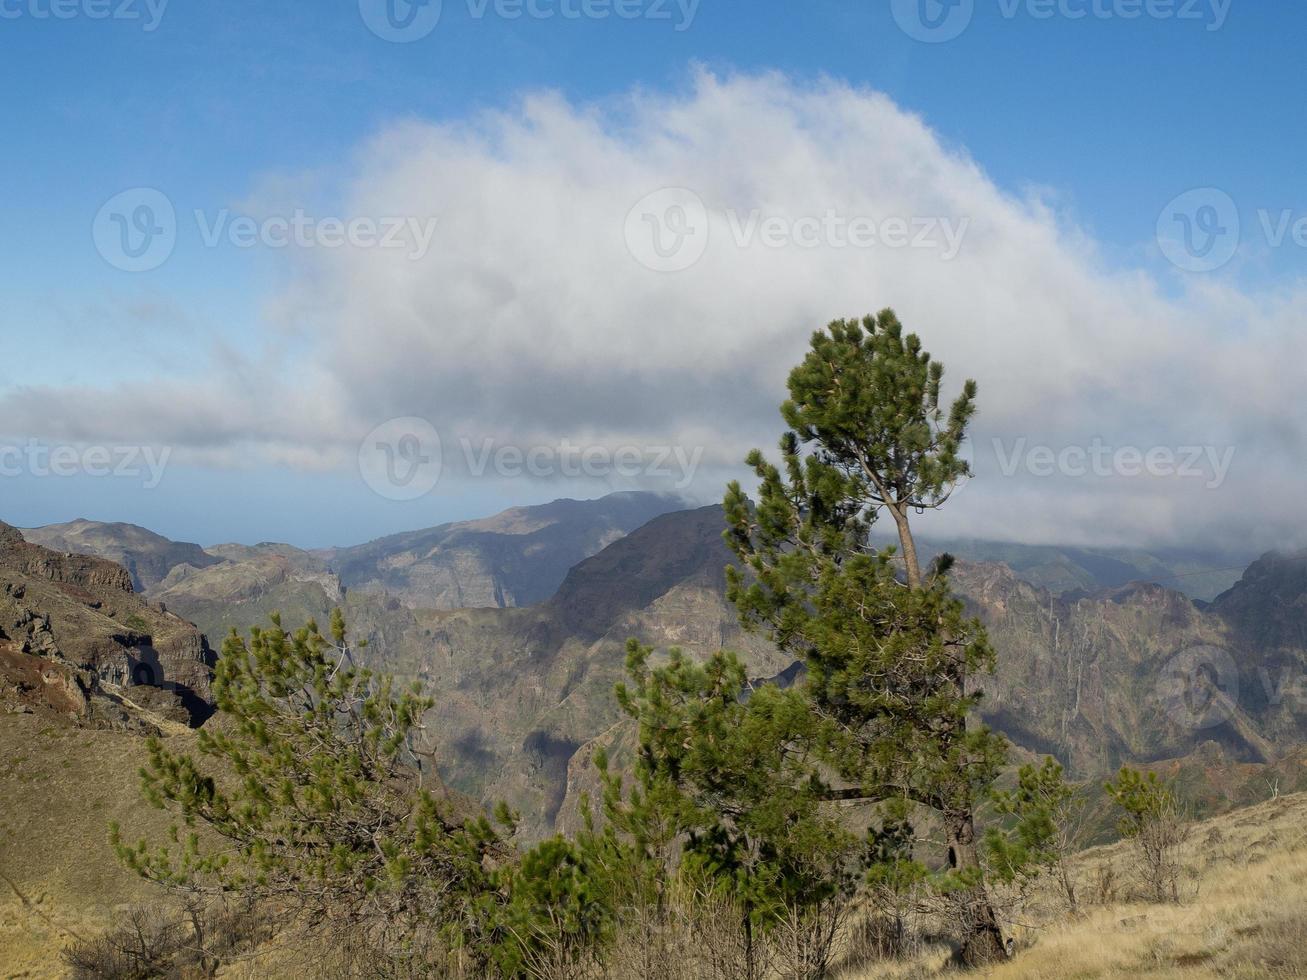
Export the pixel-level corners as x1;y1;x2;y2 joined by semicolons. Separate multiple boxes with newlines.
890;500;1004;963
888;504;922;590
946;812;1007;967
1058;856;1079;914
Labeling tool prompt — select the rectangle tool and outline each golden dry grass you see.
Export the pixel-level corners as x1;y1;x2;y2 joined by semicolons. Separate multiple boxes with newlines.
3;713;1305;980
0;713;185;979
842;794;1307;980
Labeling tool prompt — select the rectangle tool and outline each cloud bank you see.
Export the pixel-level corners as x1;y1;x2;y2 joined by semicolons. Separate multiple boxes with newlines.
7;70;1305;551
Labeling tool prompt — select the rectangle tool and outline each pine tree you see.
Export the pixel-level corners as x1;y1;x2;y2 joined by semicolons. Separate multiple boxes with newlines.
113;611;508;972
1105;766;1190;903
613;640;860;978
987;758;1087;912
723;309;1011;965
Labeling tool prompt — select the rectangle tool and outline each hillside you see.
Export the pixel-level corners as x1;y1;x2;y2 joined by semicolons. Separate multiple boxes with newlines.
3;713;1302;980
391;505;793;837
840;791;1307;979
4;504;1307;974
0;713;177;979
0;528;220;975
448;508;1306;839
18;519;220;593
150;542;345;647
0;522;214;729
306;505;1304;840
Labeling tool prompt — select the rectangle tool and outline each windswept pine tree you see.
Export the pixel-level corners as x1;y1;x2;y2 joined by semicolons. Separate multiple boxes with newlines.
723;309;1011;965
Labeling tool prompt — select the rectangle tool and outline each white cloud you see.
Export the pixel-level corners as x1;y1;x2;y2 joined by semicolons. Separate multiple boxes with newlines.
5;70;1305;551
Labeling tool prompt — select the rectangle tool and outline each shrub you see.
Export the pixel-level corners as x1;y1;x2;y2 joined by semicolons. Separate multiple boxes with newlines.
1105;767;1191;903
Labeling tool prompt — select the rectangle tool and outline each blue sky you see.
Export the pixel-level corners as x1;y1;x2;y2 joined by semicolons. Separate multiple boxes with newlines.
1;1;1303;547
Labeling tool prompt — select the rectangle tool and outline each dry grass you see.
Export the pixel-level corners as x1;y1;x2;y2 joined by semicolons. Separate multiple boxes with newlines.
0;713;185;979
4;715;1305;980
839;793;1307;980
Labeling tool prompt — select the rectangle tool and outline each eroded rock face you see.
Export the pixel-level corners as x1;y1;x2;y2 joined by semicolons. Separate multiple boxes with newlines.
0;521;215;731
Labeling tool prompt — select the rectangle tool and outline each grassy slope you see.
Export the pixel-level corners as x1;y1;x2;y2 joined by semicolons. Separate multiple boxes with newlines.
0;714;182;979
2;704;1305;979
842;792;1307;979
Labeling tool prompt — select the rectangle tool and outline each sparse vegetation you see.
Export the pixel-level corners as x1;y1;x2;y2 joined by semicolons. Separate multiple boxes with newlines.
1106;766;1193;904
62;899;268;979
988;757;1093;913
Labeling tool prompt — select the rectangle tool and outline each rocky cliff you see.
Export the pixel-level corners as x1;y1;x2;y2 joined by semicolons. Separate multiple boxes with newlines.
0;522;214;730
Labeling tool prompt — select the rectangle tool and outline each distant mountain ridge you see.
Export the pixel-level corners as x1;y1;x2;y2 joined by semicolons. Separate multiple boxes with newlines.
8;501;1307;841
324;491;689;609
19;519;220;593
17;500;1249;614
900;536;1252;602
18;493;691;628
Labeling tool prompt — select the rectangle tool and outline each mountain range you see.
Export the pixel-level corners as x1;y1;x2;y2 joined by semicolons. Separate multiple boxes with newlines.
9;493;1303;840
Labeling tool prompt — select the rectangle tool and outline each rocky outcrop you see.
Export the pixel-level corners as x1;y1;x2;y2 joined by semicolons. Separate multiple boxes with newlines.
950;561;1278;774
0;521;215;731
6;545;134;593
